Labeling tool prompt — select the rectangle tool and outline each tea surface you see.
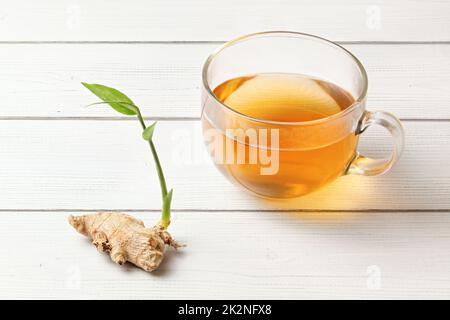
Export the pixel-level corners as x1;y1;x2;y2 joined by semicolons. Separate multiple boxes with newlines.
213;73;354;122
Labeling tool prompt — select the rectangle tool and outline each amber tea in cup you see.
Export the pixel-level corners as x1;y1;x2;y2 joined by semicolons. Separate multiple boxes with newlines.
201;32;404;198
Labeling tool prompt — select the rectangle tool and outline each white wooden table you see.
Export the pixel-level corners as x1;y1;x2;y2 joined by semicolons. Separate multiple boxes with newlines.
1;0;450;299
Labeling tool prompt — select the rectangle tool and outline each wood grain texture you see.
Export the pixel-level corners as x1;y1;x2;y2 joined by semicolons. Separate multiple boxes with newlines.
1;211;450;299
1;0;450;42
0;120;448;211
0;43;449;119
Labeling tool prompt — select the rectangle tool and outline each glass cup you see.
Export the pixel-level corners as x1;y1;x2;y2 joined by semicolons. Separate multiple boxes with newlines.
201;31;404;199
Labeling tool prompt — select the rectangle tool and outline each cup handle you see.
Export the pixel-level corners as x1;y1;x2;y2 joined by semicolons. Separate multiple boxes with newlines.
346;111;405;176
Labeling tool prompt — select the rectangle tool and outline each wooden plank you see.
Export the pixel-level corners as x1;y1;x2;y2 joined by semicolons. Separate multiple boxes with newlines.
0;43;449;119
0;120;448;211
1;0;450;42
1;211;450;299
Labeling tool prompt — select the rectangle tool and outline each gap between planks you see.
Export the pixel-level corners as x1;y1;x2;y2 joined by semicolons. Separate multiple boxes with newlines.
1;209;449;213
0;117;448;122
1;41;450;45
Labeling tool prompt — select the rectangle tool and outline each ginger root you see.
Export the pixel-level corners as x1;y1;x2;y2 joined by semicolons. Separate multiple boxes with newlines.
69;212;183;272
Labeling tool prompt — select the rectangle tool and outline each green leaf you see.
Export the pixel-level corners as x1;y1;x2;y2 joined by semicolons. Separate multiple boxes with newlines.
161;189;173;228
81;82;138;115
142;122;157;141
163;189;173;209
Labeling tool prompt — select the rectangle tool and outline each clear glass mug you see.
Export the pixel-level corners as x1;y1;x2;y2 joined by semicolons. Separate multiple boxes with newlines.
201;31;405;199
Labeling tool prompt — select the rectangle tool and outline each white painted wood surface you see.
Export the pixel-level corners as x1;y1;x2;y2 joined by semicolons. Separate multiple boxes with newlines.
0;44;449;119
0;0;449;299
0;120;448;211
1;211;450;299
1;0;450;41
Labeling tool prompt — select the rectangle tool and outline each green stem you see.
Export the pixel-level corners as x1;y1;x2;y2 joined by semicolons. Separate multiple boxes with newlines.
136;109;170;228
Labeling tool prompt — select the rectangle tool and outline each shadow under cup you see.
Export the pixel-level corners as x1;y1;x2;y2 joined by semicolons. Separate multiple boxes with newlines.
201;31;404;199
